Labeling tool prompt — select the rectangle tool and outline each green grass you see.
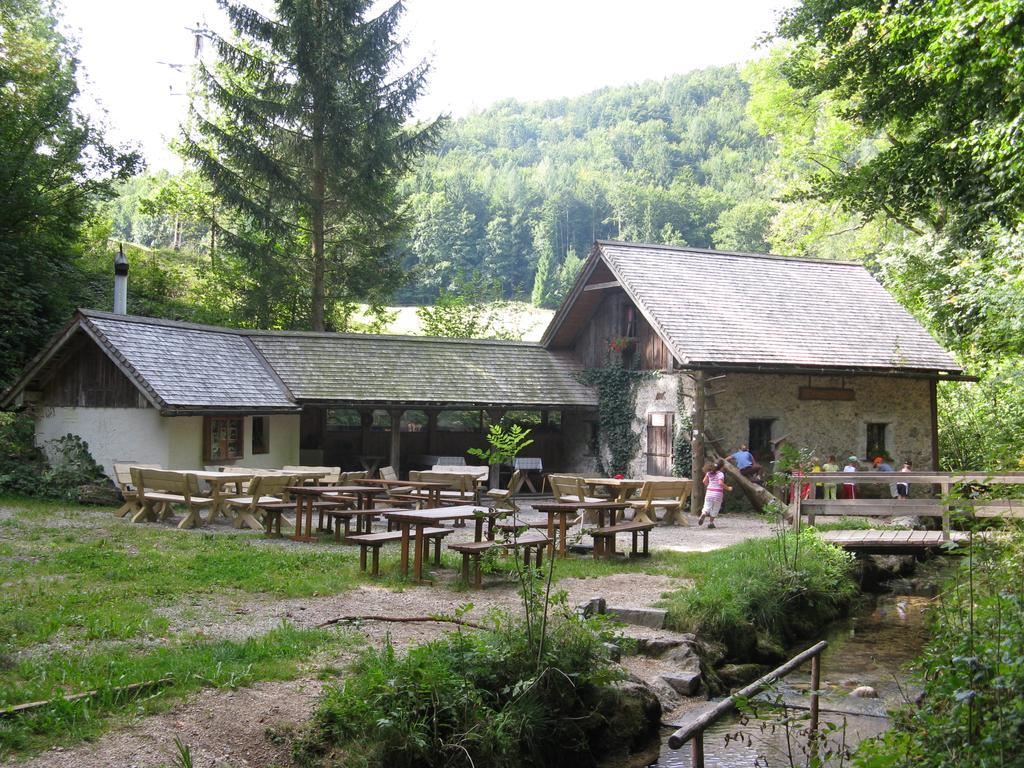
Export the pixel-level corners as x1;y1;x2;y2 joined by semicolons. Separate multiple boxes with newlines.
0;495;846;756
0;623;360;757
656;530;859;658
0;495;381;757
0;505;375;651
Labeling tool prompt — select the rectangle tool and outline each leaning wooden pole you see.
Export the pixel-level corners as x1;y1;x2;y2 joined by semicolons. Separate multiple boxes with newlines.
690;371;706;515
705;445;786;515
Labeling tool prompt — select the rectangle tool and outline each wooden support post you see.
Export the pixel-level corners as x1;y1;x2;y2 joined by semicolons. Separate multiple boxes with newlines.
426;410;439;455
389;409;404;476
690;371;706;516
691;731;704;768
941;480;951;541
809;653;820;733
360;409;373;466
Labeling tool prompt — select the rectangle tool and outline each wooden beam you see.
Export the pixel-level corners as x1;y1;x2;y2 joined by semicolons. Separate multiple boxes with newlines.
582;280;621;292
389;409;404;475
690;372;705;515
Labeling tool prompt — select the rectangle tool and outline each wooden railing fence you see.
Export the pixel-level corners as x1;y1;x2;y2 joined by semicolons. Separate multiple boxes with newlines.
788;471;1024;539
667;641;828;766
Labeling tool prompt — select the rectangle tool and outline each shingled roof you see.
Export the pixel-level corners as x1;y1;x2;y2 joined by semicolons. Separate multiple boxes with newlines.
83;312;297;413
2;310;596;412
249;332;594;407
545;241;963;375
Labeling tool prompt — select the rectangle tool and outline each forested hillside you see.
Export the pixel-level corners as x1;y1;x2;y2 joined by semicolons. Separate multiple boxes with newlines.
394;66;774;304
106;65;776;308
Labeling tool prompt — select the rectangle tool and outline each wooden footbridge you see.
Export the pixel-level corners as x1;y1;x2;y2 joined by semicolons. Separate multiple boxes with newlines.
790;471;1024;554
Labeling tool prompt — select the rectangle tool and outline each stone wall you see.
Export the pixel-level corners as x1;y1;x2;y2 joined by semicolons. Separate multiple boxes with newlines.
703;373;934;468
628;374;689;478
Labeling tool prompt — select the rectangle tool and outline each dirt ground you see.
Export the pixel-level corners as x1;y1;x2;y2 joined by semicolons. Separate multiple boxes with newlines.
16;509;773;768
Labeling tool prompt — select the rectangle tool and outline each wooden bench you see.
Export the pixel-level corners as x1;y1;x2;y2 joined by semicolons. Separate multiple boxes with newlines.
323;505;412;542
113;462;161;518
223;474;300;531
130;468;213;529
347;528;454;576
628;479;692;525
448;531;551;589
591;520;655;559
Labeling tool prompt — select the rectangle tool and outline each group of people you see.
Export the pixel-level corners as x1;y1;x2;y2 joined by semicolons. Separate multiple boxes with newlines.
727;443;914;501
696;444;916;528
833;455;914;500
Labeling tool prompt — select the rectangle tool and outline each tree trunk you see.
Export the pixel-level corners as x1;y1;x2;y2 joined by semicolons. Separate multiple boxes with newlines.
705;445;786;515
209;205;217;269
310;2;327;331
311;116;326;331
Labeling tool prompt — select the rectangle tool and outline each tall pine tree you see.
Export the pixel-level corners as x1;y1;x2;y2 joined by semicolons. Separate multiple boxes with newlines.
182;0;443;330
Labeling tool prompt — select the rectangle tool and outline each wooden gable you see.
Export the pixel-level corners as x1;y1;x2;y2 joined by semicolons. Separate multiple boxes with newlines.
40;333;150;408
543;249;675;372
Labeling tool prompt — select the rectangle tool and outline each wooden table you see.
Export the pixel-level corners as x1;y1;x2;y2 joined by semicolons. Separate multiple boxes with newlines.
383;505;494;582
316;483;390;532
584;477;645;502
167;470;255;523
533;501;630;558
326;484;389;509
285;485;353;542
359;478;452;508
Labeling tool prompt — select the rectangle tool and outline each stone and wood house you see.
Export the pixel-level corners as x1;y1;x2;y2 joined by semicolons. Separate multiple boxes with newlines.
2;241;967;494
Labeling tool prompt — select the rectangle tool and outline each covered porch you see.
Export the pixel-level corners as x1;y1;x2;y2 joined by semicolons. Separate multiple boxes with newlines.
298;402;596;479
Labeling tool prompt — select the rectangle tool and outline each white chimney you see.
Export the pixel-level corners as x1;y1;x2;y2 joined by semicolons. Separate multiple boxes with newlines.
113;244;129;315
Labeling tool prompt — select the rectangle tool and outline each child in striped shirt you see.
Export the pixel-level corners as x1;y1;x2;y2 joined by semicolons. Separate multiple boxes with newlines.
698;459;732;528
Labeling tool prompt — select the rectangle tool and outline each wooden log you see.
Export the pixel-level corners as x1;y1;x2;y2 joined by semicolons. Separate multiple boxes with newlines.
1;677;174;718
706;446;786;515
315;614;488;630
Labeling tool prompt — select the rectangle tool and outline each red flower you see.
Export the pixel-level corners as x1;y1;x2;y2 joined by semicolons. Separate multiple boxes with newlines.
614;473;625;480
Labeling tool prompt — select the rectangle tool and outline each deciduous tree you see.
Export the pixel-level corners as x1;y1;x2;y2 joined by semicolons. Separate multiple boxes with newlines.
774;0;1024;239
0;0;139;387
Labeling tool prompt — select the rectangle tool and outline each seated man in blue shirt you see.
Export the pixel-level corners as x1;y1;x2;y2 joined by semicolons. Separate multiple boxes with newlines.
729;444;762;483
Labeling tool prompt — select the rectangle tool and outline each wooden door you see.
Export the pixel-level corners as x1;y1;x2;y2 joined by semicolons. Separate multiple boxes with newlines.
646;412;674;476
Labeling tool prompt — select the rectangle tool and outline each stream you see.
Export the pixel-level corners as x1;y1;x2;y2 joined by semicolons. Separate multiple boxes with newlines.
642;583;936;767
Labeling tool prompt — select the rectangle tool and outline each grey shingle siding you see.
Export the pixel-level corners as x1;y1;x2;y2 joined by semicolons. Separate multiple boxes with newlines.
597;242;961;373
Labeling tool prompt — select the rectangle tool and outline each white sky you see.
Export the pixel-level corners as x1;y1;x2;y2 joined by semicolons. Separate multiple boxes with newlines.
61;0;793;170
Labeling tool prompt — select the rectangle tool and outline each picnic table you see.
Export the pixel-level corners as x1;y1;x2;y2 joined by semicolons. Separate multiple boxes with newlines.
285;485;353;542
513;457;544;493
326;484;389;509
383;505;495;582
532;500;630;558
359;478;452;508
585;477;645;502
207;468;326;511
167;470;255;522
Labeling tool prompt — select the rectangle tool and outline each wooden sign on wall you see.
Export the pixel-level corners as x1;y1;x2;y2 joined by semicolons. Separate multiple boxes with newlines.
798;386;855;401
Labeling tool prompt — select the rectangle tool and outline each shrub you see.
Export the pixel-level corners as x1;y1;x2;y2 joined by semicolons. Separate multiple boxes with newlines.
659;529;858;658
852;528;1024;767
294;599;631;768
0;412;105;499
41;434;106;499
0;411;47;496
